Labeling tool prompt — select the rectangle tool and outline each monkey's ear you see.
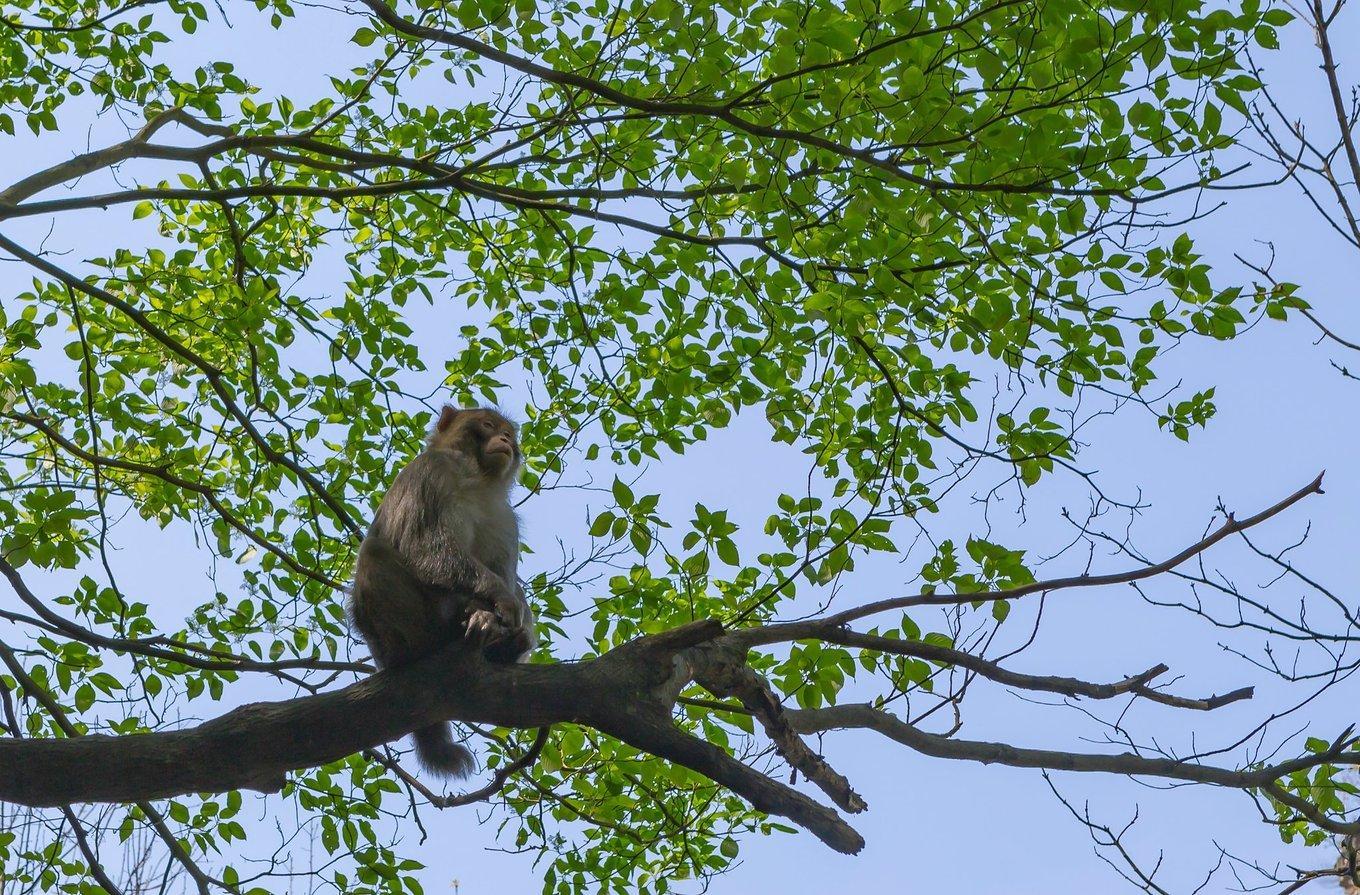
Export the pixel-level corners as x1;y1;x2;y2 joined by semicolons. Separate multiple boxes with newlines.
436;406;462;433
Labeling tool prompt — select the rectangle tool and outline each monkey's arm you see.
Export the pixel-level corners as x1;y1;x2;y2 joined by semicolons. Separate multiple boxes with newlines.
406;538;506;602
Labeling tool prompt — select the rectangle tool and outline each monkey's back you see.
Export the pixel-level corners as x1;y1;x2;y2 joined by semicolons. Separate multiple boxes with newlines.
350;535;459;669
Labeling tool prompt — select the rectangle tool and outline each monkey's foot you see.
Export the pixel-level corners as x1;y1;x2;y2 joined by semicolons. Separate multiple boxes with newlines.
465;608;512;646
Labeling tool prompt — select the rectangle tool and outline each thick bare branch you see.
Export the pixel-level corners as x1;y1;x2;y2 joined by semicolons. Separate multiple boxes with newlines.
0;622;866;853
786;703;1359;798
690;646;868;815
0;647;585;807
591;704;865;854
0;108;229;209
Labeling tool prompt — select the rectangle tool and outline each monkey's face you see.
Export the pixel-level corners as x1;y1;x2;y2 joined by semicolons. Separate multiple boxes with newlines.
432;406;521;482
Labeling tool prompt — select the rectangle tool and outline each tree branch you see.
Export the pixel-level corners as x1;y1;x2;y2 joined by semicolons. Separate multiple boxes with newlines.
740;472;1325;634
0;623;864;853
785;703;1359;797
776;627;1253;711
691;646;868;815
0;233;364;538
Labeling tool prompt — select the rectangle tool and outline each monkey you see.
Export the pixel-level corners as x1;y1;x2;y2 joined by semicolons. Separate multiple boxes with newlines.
349;406;536;777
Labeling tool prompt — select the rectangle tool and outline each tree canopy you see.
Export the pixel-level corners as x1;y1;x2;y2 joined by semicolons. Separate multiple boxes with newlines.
0;0;1355;891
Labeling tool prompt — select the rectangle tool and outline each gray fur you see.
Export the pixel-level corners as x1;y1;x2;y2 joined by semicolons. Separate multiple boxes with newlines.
349;408;536;776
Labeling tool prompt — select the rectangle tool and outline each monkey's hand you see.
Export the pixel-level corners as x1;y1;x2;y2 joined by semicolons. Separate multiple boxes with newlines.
464;584;525;647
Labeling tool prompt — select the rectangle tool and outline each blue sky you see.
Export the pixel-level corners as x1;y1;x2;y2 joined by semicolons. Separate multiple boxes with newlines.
1;3;1357;893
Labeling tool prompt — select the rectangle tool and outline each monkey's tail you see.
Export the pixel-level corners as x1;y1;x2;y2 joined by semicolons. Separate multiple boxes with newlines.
412;724;475;778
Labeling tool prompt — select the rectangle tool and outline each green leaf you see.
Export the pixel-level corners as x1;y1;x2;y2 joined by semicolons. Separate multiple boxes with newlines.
589;512;615;538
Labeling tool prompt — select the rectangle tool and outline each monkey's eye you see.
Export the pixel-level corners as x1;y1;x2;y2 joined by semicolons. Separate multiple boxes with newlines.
478;419;495;433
